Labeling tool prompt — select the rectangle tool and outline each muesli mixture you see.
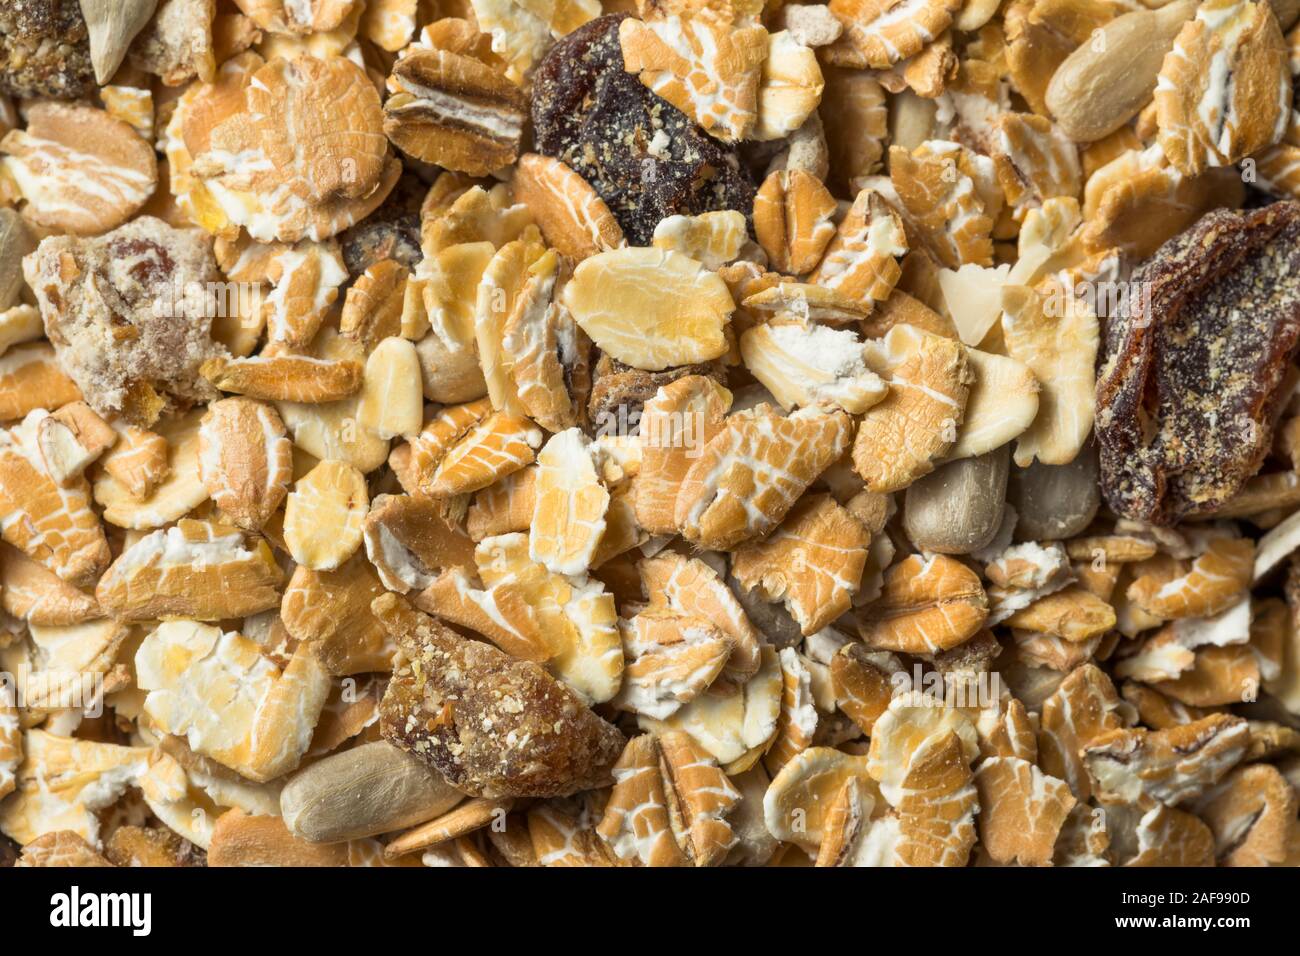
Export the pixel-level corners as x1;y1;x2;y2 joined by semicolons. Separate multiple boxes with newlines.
0;0;1298;868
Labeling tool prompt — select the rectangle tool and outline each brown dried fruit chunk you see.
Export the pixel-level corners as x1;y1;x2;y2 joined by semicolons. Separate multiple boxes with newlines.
1096;203;1300;524
376;593;625;799
531;14;756;246
0;0;95;99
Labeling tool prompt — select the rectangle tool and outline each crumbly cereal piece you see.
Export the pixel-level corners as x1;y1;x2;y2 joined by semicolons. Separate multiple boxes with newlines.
22;216;228;425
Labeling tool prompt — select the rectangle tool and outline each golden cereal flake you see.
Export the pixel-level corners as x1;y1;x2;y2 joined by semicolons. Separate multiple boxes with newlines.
1154;0;1290;176
639;551;763;682
283;459;369;571
973;756;1076;866
731;494;870;636
530;427;610;576
95;519;284;621
851;324;971;493
563;247;734;372
612;611;734;719
675;405;854;551
619;0;769;142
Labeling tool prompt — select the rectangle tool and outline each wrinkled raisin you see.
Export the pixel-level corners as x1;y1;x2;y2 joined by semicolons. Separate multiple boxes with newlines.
531;14;756;246
0;0;94;99
1096;202;1300;524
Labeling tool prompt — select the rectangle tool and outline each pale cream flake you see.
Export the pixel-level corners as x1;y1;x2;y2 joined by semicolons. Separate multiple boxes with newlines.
1000;282;1099;467
136;620;331;783
0;730;150;847
740;322;888;415
284;460;369;571
530;428;610;576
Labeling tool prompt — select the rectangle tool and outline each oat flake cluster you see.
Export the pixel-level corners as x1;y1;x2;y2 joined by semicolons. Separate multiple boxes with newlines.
1;0;1300;870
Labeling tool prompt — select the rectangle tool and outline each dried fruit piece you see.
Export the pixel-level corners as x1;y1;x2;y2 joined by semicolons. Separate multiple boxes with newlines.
619;0;768;142
676;406;853;551
851;324;971;493
1154;0;1290;175
0;0;95;99
531;14;756;246
563;247;733;372
1097;204;1300;523
513;153;624;261
137;621;330;782
284;460;368;572
731;495;869;636
376;594;625;798
199;397;293;531
0;100;156;235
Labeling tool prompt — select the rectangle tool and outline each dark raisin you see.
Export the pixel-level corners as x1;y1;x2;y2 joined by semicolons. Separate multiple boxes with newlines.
338;173;424;276
1096;202;1300;524
531;14;756;246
